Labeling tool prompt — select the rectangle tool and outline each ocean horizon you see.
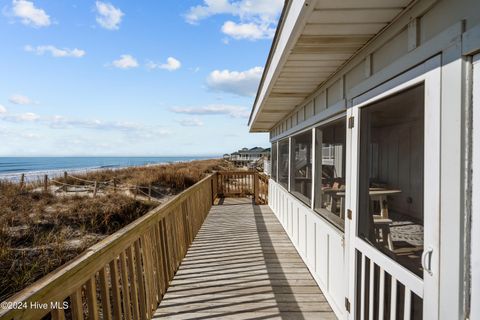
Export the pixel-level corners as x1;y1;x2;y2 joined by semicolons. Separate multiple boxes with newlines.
0;156;218;181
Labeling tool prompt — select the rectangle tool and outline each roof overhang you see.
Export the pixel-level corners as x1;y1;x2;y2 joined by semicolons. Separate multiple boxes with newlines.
249;0;413;132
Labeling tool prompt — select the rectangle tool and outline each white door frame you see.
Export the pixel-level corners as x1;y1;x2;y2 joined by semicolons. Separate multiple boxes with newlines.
346;55;441;319
470;53;480;320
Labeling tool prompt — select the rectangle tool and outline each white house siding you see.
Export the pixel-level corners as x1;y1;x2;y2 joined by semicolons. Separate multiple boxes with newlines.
269;180;345;317
264;0;480;319
470;54;480;320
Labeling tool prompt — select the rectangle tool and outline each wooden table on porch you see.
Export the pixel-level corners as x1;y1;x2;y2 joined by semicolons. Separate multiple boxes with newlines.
335;188;402;219
336;189;401;250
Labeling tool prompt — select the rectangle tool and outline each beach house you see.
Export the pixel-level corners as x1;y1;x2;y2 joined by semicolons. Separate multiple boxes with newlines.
228;147;271;167
249;0;480;319
2;1;479;319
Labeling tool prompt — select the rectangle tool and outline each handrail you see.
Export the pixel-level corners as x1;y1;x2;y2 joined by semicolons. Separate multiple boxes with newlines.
0;171;269;320
0;173;216;320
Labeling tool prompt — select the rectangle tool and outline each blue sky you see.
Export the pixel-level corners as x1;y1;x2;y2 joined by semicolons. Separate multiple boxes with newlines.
0;0;282;156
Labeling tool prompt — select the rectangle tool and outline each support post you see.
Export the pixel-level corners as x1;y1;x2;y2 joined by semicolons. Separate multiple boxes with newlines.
211;175;217;204
93;181;98;197
113;178;117;193
44;175;48;192
20;173;25;190
254;172;259;205
148;183;152;200
64;171;68;192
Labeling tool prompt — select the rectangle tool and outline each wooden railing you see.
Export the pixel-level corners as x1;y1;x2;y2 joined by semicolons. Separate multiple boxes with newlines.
257;173;269;204
0;174;215;320
216;171;268;205
0;171;269;320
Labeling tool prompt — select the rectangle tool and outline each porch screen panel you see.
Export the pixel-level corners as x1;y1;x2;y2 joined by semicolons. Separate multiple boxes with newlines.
278;139;289;189
313;119;346;229
358;84;425;278
271;142;277;181
290;131;312;204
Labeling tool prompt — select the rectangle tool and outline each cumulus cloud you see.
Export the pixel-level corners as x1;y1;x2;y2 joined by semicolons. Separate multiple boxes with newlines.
170;104;250;119
185;0;282;24
221;20;275;40
111;54;138;69
177;118;204;127
24;45;86;58
95;1;124;30
8;0;51;27
185;0;282;41
206;66;263;97
0;105;7;114
146;57;181;71
8;94;37;105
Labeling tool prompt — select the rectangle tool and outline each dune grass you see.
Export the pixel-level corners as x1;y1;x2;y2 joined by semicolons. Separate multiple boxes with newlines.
0;158;231;301
60;159;231;191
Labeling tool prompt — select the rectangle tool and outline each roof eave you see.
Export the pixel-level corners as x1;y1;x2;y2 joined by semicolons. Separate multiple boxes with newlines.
248;0;314;132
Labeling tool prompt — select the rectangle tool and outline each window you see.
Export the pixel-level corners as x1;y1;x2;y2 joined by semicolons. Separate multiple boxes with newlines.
358;84;424;277
278;139;289;189
314;119;347;229
271;142;277;181
290;131;313;204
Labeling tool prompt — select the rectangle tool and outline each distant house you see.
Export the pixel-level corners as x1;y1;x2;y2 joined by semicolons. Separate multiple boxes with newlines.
227;147;270;167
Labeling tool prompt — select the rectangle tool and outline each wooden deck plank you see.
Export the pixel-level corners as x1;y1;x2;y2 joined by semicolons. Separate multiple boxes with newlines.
154;198;336;319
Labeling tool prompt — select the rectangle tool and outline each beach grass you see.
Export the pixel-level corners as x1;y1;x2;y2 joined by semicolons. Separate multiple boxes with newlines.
0;158;232;301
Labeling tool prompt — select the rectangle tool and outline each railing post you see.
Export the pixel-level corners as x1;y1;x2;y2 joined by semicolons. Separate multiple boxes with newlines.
44;174;48;192
64;171;68;192
20;173;25;190
254;172;259;205
211;176;215;204
93;180;98;197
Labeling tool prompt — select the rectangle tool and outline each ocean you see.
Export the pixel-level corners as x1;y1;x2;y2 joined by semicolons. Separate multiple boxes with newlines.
0;156;214;182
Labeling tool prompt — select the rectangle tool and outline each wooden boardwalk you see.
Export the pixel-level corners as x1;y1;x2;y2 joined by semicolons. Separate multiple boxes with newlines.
154;198;336;320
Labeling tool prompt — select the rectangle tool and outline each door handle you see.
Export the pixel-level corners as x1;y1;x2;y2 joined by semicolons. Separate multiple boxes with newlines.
421;247;433;275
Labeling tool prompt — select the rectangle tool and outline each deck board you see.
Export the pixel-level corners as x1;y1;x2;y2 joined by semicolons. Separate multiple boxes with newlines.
154;198;336;320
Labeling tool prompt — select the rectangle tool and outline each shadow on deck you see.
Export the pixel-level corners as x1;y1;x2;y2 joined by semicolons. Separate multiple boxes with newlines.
154;197;336;320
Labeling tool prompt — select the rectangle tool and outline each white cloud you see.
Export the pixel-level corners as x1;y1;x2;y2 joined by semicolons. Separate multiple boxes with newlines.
3;112;41;122
221;20;275;40
185;0;282;24
8;94;36;105
185;0;282;41
0;111;170;138
18;112;39;121
0;105;6;114
24;45;86;58
177;118;204;127
206;66;263;97
9;0;51;27
95;1;124;30
48;116;142;131
170;104;250;119
147;57;182;71
111;54;138;69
